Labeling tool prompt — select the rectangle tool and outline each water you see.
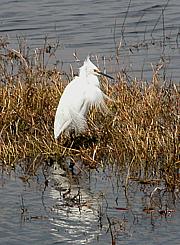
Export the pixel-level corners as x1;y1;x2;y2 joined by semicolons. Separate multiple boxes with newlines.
0;0;180;80
0;164;179;245
0;1;180;244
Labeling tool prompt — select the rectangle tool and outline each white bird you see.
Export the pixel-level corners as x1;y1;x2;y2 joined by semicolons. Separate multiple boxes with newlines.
54;56;114;139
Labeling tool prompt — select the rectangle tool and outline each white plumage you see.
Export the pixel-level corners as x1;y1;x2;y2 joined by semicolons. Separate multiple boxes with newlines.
54;56;113;139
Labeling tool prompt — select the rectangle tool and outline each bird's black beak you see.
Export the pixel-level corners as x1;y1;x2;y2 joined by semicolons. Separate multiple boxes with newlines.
97;71;114;80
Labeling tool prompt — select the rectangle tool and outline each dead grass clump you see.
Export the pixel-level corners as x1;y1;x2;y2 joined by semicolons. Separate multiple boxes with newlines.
0;38;179;188
91;75;179;188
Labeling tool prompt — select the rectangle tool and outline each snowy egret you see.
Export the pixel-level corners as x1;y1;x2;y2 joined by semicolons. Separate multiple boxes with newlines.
54;56;114;139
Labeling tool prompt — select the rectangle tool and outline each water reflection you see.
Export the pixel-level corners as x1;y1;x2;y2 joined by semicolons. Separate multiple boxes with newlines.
48;163;100;244
0;163;179;244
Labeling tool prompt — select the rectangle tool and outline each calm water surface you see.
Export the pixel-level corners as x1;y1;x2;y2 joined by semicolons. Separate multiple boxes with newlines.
0;1;180;244
0;166;180;245
0;0;180;80
0;164;180;245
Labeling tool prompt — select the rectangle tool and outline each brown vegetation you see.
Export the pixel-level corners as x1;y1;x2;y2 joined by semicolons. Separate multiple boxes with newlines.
0;38;179;189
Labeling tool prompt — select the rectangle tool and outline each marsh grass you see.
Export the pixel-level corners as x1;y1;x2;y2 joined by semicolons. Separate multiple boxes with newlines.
0;38;179;188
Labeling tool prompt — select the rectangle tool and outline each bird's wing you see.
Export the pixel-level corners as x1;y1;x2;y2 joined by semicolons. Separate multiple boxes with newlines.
54;105;72;139
54;77;88;138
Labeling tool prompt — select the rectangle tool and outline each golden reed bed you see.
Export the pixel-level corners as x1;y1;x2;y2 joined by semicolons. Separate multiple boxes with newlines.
0;38;179;189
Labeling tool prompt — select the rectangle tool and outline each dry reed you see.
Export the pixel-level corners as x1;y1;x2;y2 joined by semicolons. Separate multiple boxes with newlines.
0;37;179;188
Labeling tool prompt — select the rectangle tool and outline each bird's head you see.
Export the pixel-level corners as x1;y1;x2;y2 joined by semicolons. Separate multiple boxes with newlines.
79;56;114;80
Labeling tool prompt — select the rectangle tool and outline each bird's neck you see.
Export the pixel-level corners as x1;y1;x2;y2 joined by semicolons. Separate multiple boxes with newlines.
79;71;100;86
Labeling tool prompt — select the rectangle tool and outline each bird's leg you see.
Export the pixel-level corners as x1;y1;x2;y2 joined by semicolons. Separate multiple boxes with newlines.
69;129;76;147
